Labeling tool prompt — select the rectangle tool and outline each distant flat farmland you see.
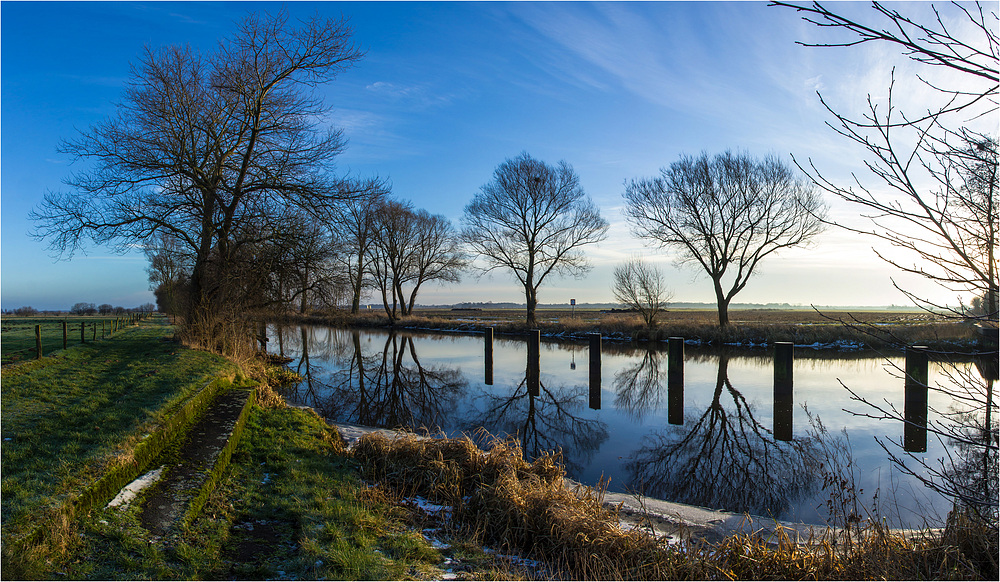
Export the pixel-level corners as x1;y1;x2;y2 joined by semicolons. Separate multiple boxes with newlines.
410;307;940;327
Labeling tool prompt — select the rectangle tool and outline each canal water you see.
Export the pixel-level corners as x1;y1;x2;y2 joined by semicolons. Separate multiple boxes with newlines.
272;325;990;528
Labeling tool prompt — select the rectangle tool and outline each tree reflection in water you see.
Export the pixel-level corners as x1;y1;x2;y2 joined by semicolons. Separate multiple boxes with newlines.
625;354;820;518
468;349;609;475
613;348;665;421
281;328;467;431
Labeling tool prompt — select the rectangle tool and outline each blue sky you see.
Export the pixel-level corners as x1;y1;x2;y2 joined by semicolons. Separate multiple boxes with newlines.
1;1;987;310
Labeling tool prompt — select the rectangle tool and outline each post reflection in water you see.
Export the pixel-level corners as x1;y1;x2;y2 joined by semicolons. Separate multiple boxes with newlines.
624;354;820;518
467;342;610;475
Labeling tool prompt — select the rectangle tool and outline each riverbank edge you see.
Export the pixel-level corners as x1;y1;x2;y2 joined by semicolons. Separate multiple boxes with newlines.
329;420;935;547
272;311;984;352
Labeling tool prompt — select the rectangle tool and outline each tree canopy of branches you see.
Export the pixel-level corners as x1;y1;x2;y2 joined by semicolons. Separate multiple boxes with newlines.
31;10;365;349
773;0;999;528
369;199;465;321
331;181;389;313
461;152;609;327
612;258;673;328
623;151;826;326
771;1;998;324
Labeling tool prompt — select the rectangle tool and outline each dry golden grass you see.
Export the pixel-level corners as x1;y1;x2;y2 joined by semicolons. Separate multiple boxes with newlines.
351;431;997;580
282;306;978;351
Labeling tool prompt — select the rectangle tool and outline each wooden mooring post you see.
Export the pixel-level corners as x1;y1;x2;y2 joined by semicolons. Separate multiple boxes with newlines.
668;337;684;425
773;342;794;441
589;333;601;410
527;330;540;397
484;327;494;385
904;346;929;453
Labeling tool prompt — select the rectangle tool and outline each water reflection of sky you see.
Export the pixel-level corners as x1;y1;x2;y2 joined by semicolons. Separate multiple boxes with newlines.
273;325;984;528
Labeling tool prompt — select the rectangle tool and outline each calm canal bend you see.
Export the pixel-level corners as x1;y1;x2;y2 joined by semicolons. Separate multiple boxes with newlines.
271;325;992;529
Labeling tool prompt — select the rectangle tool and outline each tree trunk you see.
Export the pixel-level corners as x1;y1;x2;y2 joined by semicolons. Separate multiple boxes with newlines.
713;278;731;327
525;284;538;328
299;269;308;314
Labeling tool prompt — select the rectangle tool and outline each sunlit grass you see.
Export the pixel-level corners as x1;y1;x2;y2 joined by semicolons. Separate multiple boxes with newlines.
50;404;481;580
1;316;233;538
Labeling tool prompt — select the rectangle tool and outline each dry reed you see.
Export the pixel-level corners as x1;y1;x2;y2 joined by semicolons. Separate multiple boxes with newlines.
351;431;997;580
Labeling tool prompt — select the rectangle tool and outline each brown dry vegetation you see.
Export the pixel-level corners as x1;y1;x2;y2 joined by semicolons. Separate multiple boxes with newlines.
278;307;978;351
352;431;997;580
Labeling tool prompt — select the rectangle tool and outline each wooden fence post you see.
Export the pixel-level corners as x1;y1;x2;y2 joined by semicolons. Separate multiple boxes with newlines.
35;325;42;360
92;322;96;341
62;321;68;350
81;322;85;344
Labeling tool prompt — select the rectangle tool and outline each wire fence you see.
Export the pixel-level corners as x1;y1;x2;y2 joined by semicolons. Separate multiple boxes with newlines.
1;312;154;366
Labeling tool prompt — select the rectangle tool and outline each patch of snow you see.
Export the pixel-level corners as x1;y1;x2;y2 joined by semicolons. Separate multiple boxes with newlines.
107;465;166;509
411;496;451;514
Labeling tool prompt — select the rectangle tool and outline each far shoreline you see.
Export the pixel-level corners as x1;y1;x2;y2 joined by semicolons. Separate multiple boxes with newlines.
270;306;987;353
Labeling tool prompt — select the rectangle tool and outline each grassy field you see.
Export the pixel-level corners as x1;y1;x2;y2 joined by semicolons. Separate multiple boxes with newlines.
0;315;137;366
1;316;235;573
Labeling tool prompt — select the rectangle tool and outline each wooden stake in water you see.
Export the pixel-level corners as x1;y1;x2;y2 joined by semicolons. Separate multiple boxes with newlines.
773;342;794;442
484;327;494;386
589;333;601;410
668;337;684;425
527;330;540;397
904;345;929;453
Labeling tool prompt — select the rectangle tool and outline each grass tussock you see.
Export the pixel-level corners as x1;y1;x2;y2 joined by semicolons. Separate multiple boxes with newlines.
353;431;998;580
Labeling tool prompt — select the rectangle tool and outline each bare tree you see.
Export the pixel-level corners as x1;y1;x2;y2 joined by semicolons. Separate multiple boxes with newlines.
623;151;826;326
330;180;389;313
400;210;466;315
612;258;673;328
30;10;365;349
773;0;999;529
369;199;419;322
461;152;609;327
70;302;97;316
368;201;465;320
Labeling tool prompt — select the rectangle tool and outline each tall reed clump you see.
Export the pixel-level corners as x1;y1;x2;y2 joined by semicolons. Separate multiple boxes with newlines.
351;432;996;580
351;432;672;579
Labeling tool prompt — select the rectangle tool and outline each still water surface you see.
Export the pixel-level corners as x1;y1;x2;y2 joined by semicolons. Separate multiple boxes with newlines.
273;325;973;528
